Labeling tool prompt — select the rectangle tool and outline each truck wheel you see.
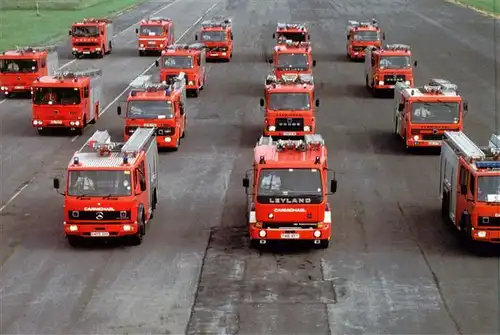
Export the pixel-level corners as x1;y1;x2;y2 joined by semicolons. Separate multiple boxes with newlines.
441;192;449;219
98;46;104;58
192;88;199;97
149;191;157;220
315;239;330;249
37;128;45;136
250;239;260;249
365;75;369;88
139;50;145;57
108;41;112;54
130;215;145;246
67;236;81;247
371;82;378;97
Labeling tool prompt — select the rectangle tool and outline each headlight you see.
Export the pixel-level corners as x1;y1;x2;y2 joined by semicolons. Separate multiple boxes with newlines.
477;231;487;238
75;121;80;126
164;137;172;142
72;48;77;51
313;230;321;238
378;81;384;85
268;126;276;131
69;225;78;232
188;81;194;85
259;230;266;237
140;44;144;47
160;44;163;48
405;81;410;85
413;135;419;140
222;52;227;56
123;225;132;231
304;126;311;131
95;48;101;51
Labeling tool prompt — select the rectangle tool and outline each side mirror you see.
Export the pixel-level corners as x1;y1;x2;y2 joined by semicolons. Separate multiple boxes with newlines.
413;60;418;67
68;30;72;36
330;180;337;194
398;103;404;112
312;60;317;67
315;99;320;107
180;102;185;116
140;179;147;192
231;33;234;40
268;58;273;64
260;98;264;107
194;34;198;40
135;28;139;34
272;33;276;39
242;177;250;188
155;60;159;67
382;32;386;40
308;33;311;39
53;177;60;190
463;101;468;111
460;184;467;195
117;106;122;115
346;34;349;40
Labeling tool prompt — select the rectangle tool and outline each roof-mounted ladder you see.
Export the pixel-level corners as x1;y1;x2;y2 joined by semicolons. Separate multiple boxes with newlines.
121;128;156;158
444;131;485;161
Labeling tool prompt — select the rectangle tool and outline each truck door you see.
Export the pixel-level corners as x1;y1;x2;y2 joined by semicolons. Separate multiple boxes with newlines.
456;164;469;227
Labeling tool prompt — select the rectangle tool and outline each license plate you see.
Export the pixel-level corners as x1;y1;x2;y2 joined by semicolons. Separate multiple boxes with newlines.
148;41;155;45
281;233;300;239
283;132;297;136
50;120;62;124
428;141;441;145
90;231;109;237
210;53;218;56
83;51;90;54
14;86;24;89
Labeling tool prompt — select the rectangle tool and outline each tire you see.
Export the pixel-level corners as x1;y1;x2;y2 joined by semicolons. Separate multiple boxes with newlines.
139;50;145;57
67;236;81;247
130;214;145;246
315;239;330;249
250;239;260;249
172;137;180;151
108;41;112;54
149;191;157;220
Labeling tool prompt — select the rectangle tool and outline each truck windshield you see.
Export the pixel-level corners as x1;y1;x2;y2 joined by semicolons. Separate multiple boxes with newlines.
127;100;173;119
257;168;323;203
0;59;37;73
269;93;310;110
140;25;163;36
163;55;193;68
379;56;410;69
72;25;99;37
477;176;500;202
68;170;132;197
277;53;308;69
353;31;379;41
200;31;226;42
277;32;306;42
411;102;459;124
33;87;81;105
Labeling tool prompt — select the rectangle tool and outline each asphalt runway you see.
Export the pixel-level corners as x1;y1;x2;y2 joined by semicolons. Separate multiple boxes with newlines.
1;0;499;333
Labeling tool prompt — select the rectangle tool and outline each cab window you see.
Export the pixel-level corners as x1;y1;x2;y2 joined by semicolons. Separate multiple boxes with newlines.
469;174;475;196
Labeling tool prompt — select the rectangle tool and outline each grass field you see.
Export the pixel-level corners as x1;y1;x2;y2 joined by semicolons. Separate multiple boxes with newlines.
0;0;148;50
455;0;500;14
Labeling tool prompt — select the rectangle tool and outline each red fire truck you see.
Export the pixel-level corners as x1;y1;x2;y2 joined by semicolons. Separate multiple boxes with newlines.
195;16;233;61
0;46;59;97
32;69;102;135
53;127;159;247
69;18;113;58
136;17;174;56
272;22;310;43
261;73;319;138
364;44;417;96
242;134;338;249
155;43;206;97
393;79;467;150
268;40;316;80
117;74;187;150
440;131;500;246
346;19;384;60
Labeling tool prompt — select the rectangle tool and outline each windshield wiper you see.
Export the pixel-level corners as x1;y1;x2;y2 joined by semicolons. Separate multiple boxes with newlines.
102;194;121;199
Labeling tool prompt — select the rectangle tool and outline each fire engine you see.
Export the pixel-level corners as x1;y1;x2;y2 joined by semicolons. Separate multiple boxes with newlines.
364;44;417;96
32;69;102;135
155;43;206;97
117;74;187;150
69;18;113;58
242;134;338;249
136;17;174;56
194;16;233;61
440;131;500;246
53;127;159;247
0;45;59;97
346;19;385;60
268;40;316;80
393;79;468;150
261;73;319;138
272;22;310;43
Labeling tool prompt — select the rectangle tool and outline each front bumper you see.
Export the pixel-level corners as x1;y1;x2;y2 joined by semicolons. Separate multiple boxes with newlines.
471;228;500;243
1;85;31;94
125;132;179;148
406;138;442;147
206;51;230;59
72;48;101;55
249;224;331;241
64;222;137;237
348;50;365;58
263;129;313;137
32;119;83;128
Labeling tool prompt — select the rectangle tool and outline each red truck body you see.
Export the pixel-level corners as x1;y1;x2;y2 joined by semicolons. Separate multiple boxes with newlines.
195;17;233;61
269;41;316;80
136;17;174;56
70;18;113;58
346;19;384;60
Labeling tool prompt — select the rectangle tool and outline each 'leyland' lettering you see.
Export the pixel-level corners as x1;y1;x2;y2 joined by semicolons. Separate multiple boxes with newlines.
269;198;312;204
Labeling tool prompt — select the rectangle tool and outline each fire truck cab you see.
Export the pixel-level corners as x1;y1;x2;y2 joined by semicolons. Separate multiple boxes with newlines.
117;74;187;150
440;131;500;245
53;127;159;247
268;40;316;79
0;46;59;97
69;18;113;58
195;16;233;61
32;69;102;135
136;17;174;56
261;73;319;138
394;79;467;149
365;44;417;96
272;22;310;43
155;43;206;97
242;134;338;249
346;19;384;60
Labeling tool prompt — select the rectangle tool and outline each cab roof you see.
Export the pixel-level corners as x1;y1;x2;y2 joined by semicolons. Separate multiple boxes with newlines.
1;45;56;58
276;22;308;32
33;69;101;87
397;79;462;99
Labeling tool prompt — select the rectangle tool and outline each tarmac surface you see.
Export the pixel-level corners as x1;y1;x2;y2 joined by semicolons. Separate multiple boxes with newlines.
1;0;500;333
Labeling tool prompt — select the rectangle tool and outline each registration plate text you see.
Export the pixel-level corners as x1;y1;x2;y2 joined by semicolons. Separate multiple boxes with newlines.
281;233;300;239
283;132;297;136
50;120;63;124
90;232;109;237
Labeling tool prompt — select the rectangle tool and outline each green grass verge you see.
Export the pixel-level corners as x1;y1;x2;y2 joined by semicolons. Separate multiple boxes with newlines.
455;0;500;14
0;0;103;10
0;0;148;50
